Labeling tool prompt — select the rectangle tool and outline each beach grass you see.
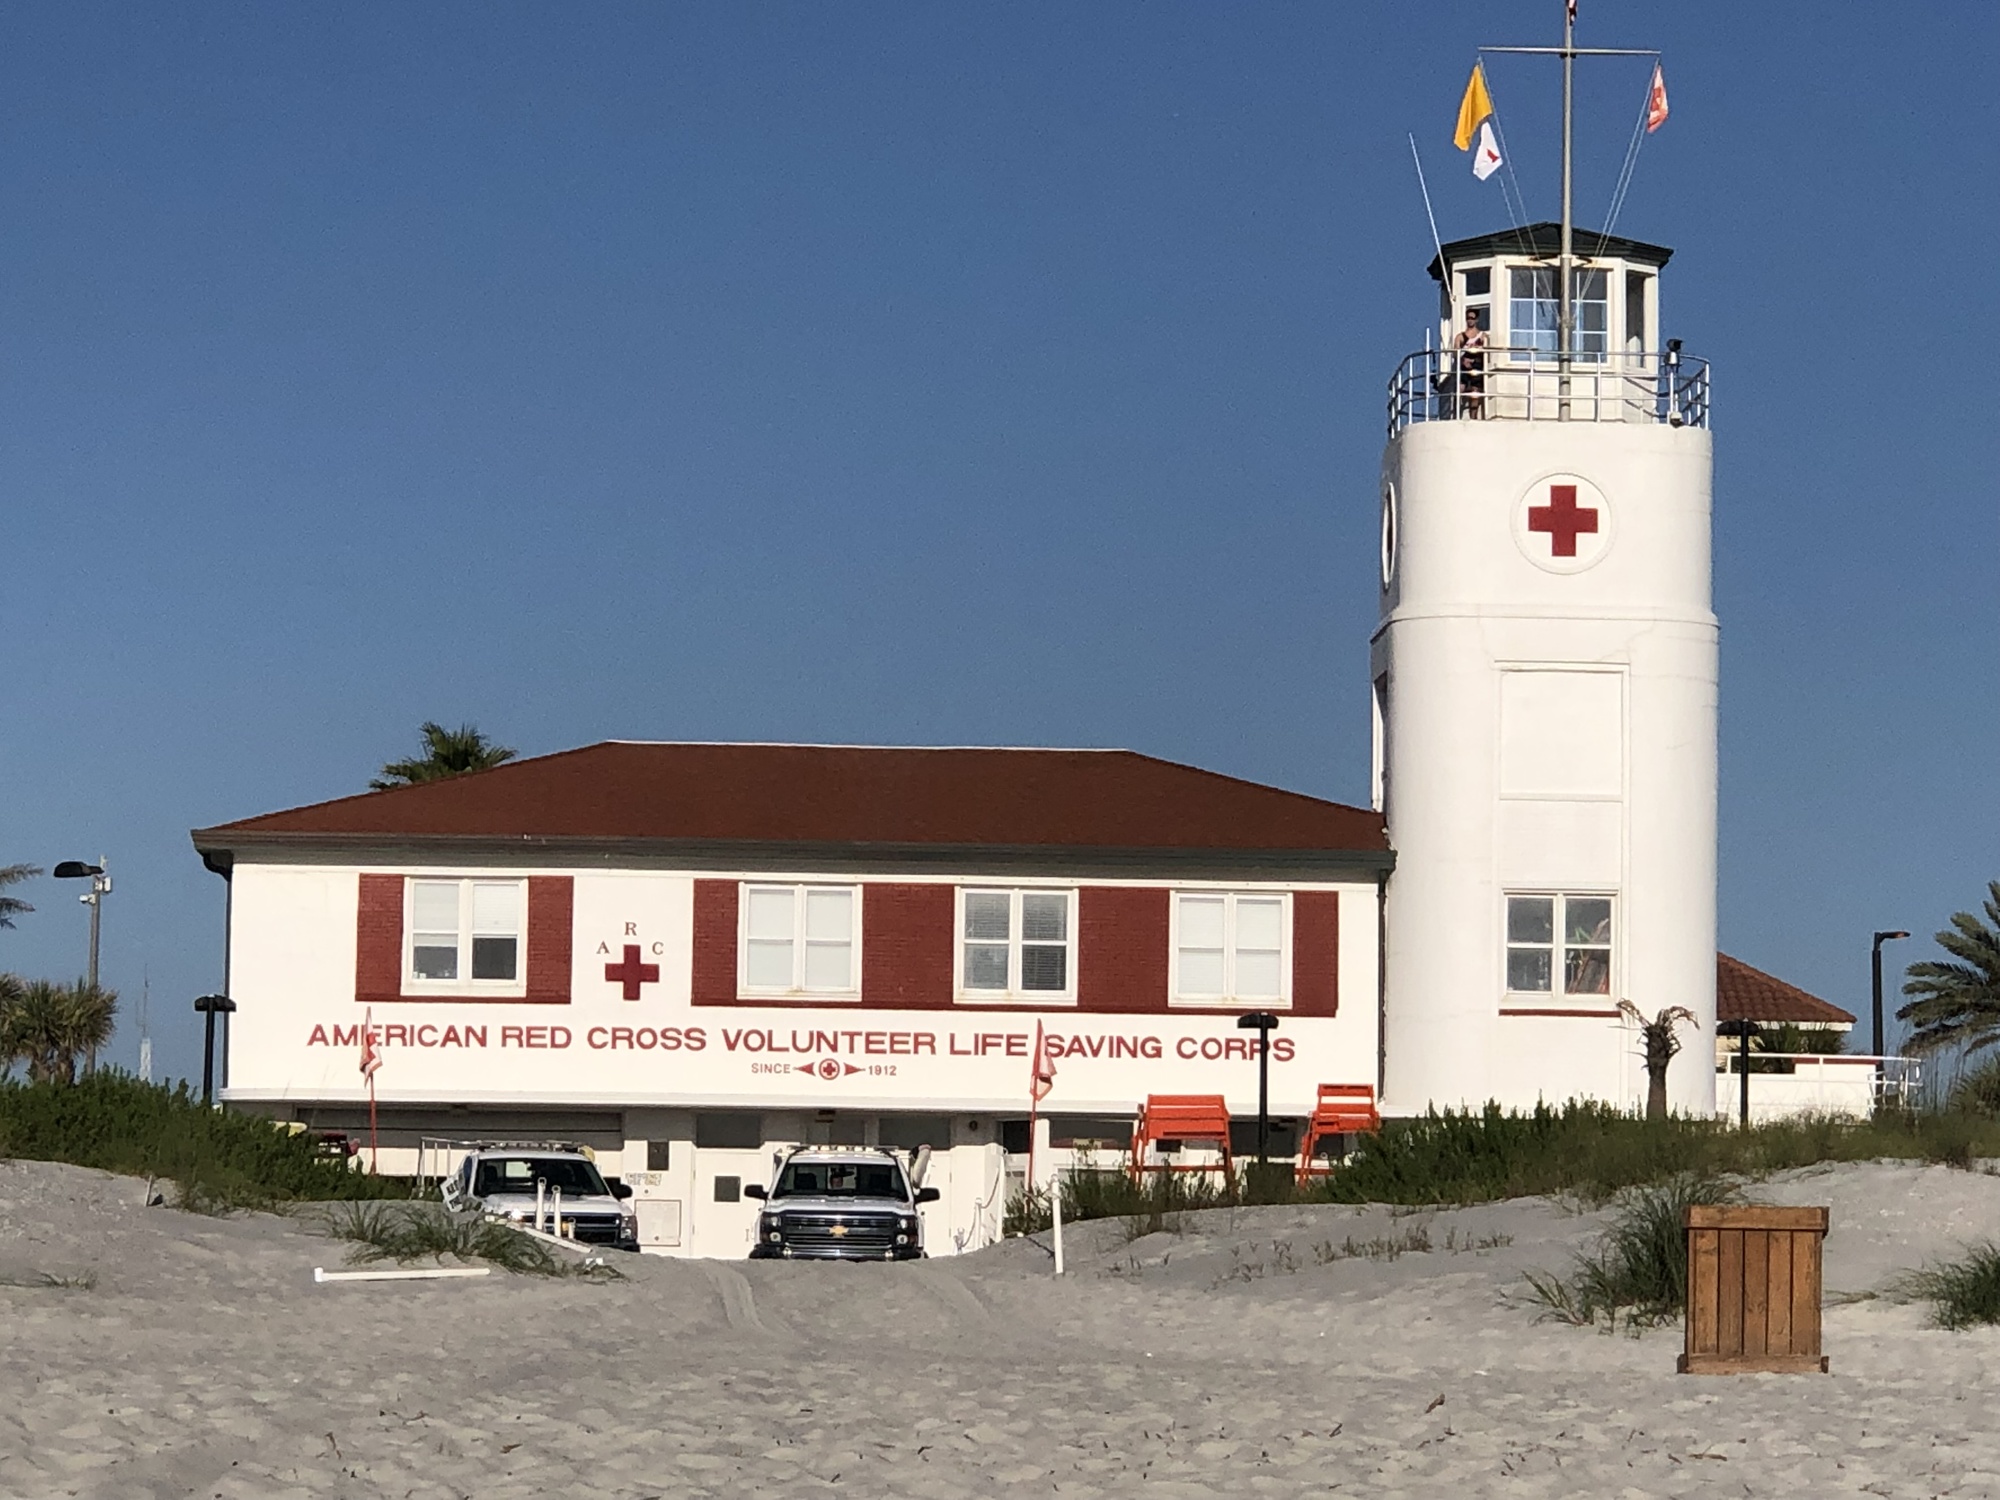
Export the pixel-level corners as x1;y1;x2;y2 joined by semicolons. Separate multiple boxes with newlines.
318;1201;621;1278
0;1072;409;1212
1524;1173;1737;1329
1900;1242;2000;1329
1311;1101;2000;1209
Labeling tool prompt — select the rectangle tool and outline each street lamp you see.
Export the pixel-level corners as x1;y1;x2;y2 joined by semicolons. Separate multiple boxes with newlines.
52;858;111;989
1236;1012;1281;1170
1716;1019;1760;1128
1871;930;1910;1061
193;994;237;1106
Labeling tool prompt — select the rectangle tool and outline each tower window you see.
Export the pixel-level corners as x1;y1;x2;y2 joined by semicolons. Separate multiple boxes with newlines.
1509;267;1608;362
1505;894;1613;997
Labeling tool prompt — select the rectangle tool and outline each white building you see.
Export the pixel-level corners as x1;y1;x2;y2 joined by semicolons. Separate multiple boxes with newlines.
192;744;1391;1257
1374;223;1719;1115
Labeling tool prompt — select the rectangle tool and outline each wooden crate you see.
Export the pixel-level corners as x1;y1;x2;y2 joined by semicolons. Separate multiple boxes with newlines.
1680;1205;1829;1374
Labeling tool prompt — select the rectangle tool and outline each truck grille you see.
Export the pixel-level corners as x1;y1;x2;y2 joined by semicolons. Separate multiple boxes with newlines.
781;1213;900;1254
558;1215;627;1245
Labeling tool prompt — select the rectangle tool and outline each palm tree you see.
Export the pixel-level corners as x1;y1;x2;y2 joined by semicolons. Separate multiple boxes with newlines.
1897;881;2000;1058
0;979;117;1085
370;722;517;791
1619;1000;1699;1120
0;863;41;929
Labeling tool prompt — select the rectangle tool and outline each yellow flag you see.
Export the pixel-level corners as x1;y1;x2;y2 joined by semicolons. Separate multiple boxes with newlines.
1453;63;1494;151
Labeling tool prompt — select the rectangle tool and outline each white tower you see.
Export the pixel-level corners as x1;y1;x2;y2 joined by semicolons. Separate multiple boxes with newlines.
1373;223;1717;1115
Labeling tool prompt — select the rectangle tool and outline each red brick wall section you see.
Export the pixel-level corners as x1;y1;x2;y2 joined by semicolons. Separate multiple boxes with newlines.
861;884;956;1008
690;879;739;1006
525;877;573;1003
355;873;573;1004
355;874;404;1005
1078;886;1170;1012
1292;890;1339;1016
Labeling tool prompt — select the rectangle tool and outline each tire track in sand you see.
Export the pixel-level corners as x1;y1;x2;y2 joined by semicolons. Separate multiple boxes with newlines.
908;1265;993;1327
700;1262;793;1339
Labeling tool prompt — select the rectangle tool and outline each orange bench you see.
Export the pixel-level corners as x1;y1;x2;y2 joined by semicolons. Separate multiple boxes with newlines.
1129;1094;1234;1181
1296;1084;1382;1183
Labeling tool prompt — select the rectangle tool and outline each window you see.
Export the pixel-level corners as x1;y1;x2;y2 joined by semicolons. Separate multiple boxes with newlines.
958;888;1075;1001
695;1113;764;1150
1508;266;1608;362
406;878;524;989
1505;894;1614;998
1172;892;1290;1006
740;884;859;996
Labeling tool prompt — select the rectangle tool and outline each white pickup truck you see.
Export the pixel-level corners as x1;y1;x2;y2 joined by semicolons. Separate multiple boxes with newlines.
745;1146;940;1261
439;1143;638;1251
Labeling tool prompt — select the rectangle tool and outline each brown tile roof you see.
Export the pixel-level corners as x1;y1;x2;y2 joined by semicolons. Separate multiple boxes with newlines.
193;742;1389;860
1716;953;1855;1027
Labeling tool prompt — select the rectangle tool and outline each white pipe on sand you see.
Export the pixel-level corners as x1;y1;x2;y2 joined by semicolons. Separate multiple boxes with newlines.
1051;1170;1064;1277
314;1266;491;1284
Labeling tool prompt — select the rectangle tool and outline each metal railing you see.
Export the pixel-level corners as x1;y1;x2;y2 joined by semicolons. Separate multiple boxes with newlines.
1387;345;1710;436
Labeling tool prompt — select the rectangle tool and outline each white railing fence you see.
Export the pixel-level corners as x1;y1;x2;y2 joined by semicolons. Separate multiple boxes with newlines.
1388;345;1710;436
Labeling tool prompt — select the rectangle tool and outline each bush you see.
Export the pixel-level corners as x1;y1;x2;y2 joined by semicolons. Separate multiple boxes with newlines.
1526;1173;1738;1329
1901;1242;2000;1329
1950;1058;2000;1118
1309;1100;2000;1209
0;1072;409;1212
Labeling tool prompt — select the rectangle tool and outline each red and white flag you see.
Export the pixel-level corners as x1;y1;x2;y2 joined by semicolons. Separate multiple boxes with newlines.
1029;1021;1056;1103
358;1009;383;1081
1645;63;1670;133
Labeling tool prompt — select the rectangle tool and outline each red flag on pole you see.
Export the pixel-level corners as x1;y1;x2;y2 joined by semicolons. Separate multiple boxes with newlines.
1030;1021;1056;1103
358;1007;382;1173
1645;63;1669;133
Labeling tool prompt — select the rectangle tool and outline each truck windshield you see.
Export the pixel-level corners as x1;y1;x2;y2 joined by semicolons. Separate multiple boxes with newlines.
473;1157;609;1198
775;1161;907;1199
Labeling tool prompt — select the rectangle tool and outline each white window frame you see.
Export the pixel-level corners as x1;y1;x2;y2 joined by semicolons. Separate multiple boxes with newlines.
1169;891;1293;1009
1502;891;1616;1001
402;877;528;996
954;887;1078;1005
736;883;863;1000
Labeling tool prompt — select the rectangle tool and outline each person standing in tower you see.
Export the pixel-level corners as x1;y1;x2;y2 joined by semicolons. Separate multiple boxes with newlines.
1452;308;1487;419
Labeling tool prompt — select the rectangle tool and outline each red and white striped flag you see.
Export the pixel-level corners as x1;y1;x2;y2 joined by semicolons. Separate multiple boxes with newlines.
1029;1021;1056;1103
358;1009;383;1081
1645;63;1670;133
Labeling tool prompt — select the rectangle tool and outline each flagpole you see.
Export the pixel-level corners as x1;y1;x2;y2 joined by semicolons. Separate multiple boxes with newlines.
1026;1021;1042;1199
368;1072;379;1175
1558;0;1575;415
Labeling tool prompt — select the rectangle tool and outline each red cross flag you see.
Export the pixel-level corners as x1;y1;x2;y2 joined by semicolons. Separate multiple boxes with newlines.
358;1008;383;1081
1030;1021;1057;1103
1646;63;1669;133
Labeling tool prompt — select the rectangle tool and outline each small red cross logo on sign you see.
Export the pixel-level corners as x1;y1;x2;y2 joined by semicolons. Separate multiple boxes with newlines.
604;944;660;1001
1527;483;1599;557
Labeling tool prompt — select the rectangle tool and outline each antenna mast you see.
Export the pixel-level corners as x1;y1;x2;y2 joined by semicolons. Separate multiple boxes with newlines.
1482;3;1658;415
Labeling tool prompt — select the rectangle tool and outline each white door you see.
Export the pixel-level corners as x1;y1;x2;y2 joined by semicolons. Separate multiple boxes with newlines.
688;1147;770;1258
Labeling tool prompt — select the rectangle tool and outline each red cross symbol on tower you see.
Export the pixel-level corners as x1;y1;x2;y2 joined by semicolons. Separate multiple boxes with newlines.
1527;483;1599;558
604;944;659;1001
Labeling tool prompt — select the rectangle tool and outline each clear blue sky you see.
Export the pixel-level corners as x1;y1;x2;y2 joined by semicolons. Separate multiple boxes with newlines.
2;2;1993;1085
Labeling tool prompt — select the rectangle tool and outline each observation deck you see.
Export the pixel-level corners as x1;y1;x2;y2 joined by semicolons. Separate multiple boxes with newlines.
1386;344;1709;437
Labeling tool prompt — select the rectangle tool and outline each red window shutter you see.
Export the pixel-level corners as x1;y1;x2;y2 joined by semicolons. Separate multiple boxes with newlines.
355;874;404;1005
1293;891;1339;1016
691;879;739;1006
1078;887;1170;1012
525;877;573;1003
861;884;954;1008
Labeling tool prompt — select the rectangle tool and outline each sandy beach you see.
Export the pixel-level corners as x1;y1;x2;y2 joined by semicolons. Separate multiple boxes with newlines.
5;1157;2000;1498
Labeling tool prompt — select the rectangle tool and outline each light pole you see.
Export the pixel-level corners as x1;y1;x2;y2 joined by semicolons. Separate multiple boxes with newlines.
1871;930;1910;1061
52;858;111;989
54;858;112;1074
1236;1012;1280;1176
1717;1019;1759;1128
194;994;236;1106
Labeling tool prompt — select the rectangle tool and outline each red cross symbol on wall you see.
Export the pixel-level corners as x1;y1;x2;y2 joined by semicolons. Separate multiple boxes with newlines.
604;944;659;1001
1527;483;1600;558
